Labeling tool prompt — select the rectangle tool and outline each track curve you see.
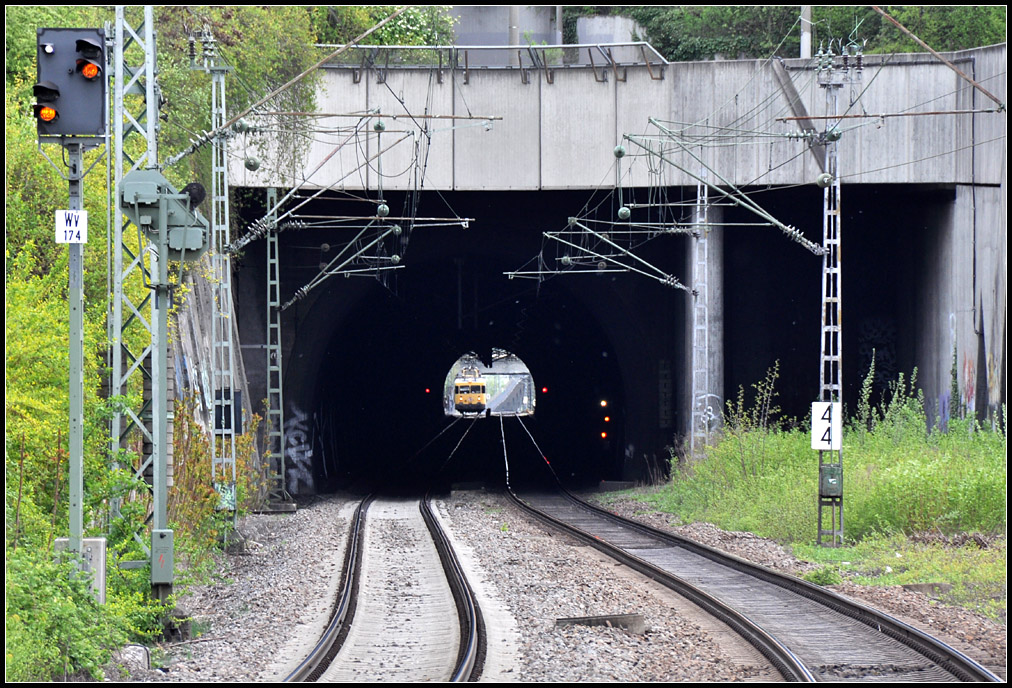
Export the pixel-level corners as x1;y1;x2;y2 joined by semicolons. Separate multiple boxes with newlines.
285;494;482;682
510;490;1000;683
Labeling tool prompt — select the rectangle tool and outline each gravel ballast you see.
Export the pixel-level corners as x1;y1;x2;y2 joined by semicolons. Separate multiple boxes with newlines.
117;492;1006;682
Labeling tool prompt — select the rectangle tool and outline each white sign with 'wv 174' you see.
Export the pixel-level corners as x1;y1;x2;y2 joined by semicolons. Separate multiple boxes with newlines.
55;210;88;244
811;401;842;451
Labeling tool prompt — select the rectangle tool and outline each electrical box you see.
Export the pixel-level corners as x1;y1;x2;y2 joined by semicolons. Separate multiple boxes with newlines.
819;463;843;498
54;537;107;604
151;529;174;585
120;169;209;261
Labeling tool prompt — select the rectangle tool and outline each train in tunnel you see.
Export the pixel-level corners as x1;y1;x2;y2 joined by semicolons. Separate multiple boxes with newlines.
452;364;487;414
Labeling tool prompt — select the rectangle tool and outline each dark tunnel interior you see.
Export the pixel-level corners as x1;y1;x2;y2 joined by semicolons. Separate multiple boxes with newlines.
234;183;953;493
311;257;626;491
722;183;946;420
252;189;637;492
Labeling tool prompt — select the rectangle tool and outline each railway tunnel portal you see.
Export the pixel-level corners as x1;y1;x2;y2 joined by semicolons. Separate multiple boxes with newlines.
229;44;1005;494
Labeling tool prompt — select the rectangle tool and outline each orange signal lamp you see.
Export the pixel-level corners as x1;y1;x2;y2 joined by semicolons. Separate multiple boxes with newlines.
37;105;58;122
603;416;610;422
81;62;99;79
600;399;608;408
600;431;608;439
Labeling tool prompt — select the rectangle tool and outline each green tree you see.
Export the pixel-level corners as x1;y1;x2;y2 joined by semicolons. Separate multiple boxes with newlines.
874;6;1008;53
619;6;1006;62
312;5;457;46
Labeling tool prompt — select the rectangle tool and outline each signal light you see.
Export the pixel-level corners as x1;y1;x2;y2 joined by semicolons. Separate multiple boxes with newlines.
541;386;548;394
34;104;58;122
33;81;60;125
603;416;610;422
600;431;608;439
77;59;101;80
34;28;107;139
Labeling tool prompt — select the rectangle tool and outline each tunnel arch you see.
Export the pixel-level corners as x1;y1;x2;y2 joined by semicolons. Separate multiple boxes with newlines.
284;256;634;491
238;189;688;494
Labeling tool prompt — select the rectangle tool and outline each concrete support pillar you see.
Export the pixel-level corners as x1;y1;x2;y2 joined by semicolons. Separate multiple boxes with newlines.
684;204;724;450
800;6;813;60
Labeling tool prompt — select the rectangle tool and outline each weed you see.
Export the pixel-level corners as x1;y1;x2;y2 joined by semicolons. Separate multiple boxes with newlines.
721;361;782;480
803;565;843;586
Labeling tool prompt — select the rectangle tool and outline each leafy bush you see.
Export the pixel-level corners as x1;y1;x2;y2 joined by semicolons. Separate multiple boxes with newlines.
5;547;165;681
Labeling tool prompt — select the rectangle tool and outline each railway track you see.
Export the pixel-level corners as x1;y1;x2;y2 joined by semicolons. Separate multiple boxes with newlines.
509;489;1001;683
285;494;483;682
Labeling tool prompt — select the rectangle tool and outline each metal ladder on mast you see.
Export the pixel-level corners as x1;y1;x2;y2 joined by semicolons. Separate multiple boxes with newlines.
690;177;711;457
817;68;844;546
209;45;237;515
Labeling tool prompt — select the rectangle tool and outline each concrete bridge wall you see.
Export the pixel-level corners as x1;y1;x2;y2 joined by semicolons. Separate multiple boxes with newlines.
231;45;1005;191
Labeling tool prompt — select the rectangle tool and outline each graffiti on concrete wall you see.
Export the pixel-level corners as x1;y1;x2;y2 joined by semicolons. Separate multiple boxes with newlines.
285;406;314;494
962;354;976;414
937;391;951;432
987;351;1003;410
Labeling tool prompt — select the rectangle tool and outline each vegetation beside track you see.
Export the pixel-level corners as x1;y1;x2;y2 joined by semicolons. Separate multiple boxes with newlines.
615;364;1007;621
5;6;457;681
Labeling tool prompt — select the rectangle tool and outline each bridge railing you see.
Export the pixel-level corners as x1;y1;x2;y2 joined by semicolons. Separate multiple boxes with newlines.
315;42;669;73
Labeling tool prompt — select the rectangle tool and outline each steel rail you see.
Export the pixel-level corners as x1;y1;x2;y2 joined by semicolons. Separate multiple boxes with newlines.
504;489;815;682
285;493;483;682
421;492;484;682
555;489;1001;683
284;495;371;682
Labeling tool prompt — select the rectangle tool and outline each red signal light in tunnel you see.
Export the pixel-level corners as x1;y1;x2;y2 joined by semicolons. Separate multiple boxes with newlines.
541;386;548;394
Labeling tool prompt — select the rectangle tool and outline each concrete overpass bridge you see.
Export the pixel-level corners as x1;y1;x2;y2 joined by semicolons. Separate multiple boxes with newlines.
218;43;1004;492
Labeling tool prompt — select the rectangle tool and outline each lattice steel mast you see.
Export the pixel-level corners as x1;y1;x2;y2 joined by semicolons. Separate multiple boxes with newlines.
109;5;179;597
815;41;862;546
265;188;291;504
198;33;240;517
690;159;713;457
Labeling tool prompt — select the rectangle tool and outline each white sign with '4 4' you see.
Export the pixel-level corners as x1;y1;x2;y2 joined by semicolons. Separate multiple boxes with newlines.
55;210;88;244
811;401;842;451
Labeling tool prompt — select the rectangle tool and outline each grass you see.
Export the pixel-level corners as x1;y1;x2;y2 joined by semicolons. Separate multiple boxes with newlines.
792;533;1006;619
619;366;1007;621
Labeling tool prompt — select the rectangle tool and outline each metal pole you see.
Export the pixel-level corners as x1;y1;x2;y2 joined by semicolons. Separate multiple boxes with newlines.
816;44;846;547
508;6;520;65
68;143;84;556
151;195;172;602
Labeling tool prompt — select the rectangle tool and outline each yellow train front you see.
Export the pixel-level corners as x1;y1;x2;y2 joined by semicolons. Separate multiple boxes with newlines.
453;368;487;414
